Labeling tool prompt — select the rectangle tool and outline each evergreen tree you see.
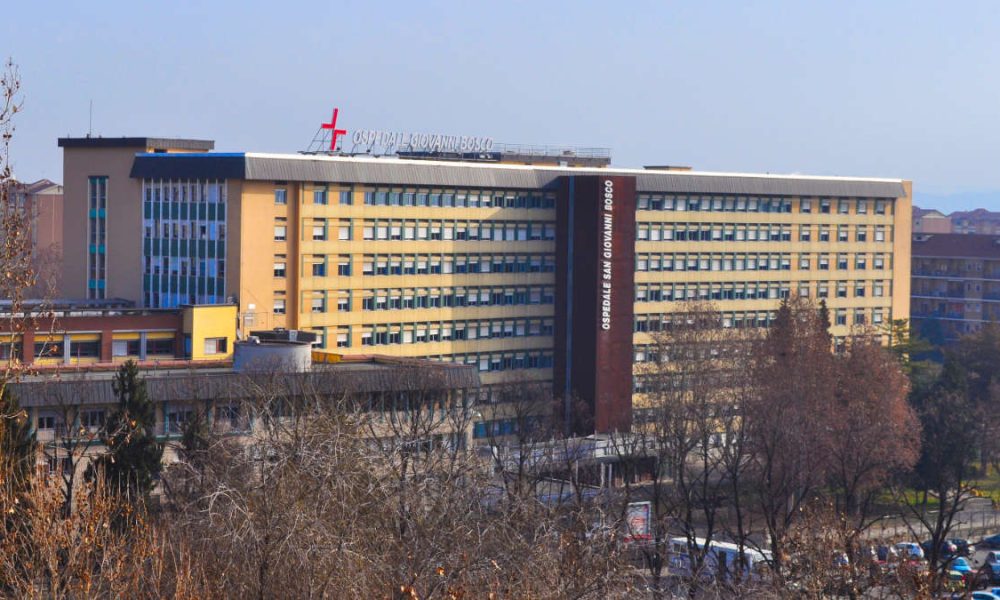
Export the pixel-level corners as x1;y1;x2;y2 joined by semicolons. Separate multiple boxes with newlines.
0;386;35;495
93;361;163;503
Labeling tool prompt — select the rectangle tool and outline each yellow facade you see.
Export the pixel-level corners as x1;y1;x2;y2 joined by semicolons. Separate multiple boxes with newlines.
182;304;238;361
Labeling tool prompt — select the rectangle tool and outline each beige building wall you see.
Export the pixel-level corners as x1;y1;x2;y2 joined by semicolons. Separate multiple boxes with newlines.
231;182;557;389
61;140;212;303
892;181;912;324
61;146;143;299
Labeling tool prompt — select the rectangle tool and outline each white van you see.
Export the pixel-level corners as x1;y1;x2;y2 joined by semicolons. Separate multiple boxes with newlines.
669;536;771;582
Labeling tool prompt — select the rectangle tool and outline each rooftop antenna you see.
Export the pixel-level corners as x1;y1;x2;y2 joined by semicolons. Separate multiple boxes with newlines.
88;100;93;137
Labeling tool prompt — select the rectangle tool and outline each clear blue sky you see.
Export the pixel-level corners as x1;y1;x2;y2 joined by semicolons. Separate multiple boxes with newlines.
4;0;1000;211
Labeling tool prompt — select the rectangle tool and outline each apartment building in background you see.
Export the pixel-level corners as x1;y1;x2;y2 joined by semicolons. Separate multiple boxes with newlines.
912;206;1000;235
58;136;912;436
911;232;1000;342
912;207;952;234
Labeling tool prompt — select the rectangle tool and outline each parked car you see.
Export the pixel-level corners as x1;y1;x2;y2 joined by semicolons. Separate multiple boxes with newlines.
970;592;1000;600
982;533;1000;550
949;538;975;556
947;557;974;583
921;539;958;559
875;545;898;561
983;551;1000;583
895;542;925;561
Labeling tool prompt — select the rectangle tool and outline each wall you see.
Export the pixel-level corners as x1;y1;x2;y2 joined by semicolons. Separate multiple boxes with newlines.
61;146;144;300
554;175;636;435
182;304;238;360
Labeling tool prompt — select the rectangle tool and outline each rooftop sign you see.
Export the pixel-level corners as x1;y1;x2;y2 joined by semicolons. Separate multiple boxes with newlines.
307;107;494;155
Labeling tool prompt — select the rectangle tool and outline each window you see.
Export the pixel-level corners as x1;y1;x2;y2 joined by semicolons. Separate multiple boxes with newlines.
855;282;866;297
820;199;831;214
81;409;105;429
311;296;325;313
274;224;287;241
37;413;59;431
874;226;886;242
875;200;887;215
338;223;351;240
313;188;328;205
274;257;286;277
166;408;193;434
312;220;327;241
274;298;286;315
71;340;100;358
835;309;847;325
800;199;812;213
818;255;830;270
274;188;287;205
339;189;352;205
146;338;174;355
337;256;351;276
312;258;326;277
214;404;248;433
838;200;850;214
203;337;228;355
112;339;140;357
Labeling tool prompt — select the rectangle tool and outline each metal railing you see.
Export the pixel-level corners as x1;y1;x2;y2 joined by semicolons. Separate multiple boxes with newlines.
492;143;611;159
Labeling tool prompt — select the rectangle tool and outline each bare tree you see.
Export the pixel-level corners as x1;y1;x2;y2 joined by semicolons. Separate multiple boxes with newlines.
743;297;837;580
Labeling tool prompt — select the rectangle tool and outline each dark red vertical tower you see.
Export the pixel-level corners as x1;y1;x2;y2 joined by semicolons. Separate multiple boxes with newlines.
555;175;636;435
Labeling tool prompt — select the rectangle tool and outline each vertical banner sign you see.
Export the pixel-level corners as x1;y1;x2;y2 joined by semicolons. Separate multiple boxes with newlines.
555;175;636;435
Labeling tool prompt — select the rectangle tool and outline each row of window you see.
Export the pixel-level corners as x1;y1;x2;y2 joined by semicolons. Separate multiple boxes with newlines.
359;286;556;311
143;179;228;205
0;338;176;361
143;219;226;241
360;220;556;242
362;188;556;209
437;350;555;373
360;253;557;276
296;283;558;314
290;253;559;278
635;252;890;272
634;279;890;303
275;186;352;207
636;194;890;216
145;256;226;278
632;305;888;334
359;318;555;346
635;222;889;243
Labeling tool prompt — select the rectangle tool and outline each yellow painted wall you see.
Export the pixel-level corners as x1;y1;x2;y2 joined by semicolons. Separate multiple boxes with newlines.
182;304;237;360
